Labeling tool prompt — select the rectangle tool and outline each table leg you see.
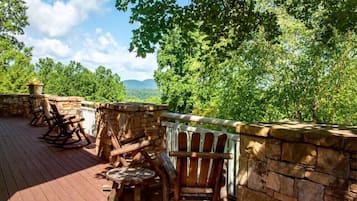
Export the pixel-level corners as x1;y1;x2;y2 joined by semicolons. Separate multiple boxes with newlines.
108;182;124;201
134;185;141;201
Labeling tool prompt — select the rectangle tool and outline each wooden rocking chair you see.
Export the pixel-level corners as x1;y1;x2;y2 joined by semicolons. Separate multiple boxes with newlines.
28;98;45;126
47;103;90;147
159;132;232;201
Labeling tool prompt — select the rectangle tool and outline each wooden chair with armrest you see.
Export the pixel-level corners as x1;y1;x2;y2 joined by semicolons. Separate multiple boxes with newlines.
156;132;232;201
106;131;156;201
48;103;90;147
29;98;45;126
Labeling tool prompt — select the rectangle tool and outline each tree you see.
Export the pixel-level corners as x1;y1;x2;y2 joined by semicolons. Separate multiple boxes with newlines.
0;0;33;94
115;0;279;57
0;0;29;48
36;58;126;102
153;2;357;124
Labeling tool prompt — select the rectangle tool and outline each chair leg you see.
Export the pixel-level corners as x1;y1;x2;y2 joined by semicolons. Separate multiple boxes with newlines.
108;182;123;201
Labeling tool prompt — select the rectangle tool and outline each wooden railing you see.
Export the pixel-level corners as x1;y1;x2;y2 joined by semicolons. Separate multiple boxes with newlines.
161;112;241;198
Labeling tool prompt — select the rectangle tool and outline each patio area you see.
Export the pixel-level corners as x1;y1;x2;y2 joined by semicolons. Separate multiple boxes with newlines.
0;117;166;201
0;117;111;201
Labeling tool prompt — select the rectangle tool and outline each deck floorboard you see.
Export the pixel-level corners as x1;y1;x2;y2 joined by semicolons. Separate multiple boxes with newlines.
0;118;111;201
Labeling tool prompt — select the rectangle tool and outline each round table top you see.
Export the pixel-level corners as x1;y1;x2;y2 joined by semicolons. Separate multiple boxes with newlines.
106;167;156;185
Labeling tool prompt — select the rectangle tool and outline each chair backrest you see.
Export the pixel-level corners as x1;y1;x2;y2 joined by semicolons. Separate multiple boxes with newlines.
109;131;152;168
169;132;232;201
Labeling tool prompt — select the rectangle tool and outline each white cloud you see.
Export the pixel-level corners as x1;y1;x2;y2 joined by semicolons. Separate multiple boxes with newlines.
72;29;157;80
22;0;157;80
21;35;71;58
25;0;105;37
21;29;157;80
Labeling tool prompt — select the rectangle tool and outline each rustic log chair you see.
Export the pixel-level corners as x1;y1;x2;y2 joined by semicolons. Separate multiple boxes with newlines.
107;131;155;200
157;132;232;201
48;103;90;147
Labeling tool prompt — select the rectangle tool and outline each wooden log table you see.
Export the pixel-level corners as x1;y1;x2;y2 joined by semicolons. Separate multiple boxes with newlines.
106;167;156;201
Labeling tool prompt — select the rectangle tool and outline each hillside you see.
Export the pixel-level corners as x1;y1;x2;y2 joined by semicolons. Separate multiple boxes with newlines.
123;79;157;89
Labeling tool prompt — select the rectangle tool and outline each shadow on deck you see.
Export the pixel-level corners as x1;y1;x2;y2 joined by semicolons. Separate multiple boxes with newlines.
0;117;111;201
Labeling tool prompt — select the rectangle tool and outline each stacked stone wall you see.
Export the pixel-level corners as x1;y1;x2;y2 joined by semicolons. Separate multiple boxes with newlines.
0;94;31;117
95;102;168;161
0;94;84;119
237;123;357;201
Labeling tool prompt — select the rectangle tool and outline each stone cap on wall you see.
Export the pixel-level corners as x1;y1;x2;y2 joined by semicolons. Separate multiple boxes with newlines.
48;95;84;102
236;121;357;150
98;102;168;112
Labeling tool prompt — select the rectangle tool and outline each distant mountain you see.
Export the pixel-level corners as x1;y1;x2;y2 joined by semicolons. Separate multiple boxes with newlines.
123;79;157;89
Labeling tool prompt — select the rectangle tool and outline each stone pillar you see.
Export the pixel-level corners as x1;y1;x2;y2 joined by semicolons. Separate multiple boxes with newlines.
236;123;357;201
48;96;84;117
95;102;168;161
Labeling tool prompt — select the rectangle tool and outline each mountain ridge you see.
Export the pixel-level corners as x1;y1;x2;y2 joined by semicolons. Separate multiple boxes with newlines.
123;79;157;89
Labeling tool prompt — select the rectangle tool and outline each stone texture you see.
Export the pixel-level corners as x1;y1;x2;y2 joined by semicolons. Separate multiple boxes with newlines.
267;159;305;178
280;175;295;197
238;156;248;185
351;183;357;194
351;161;357;170
304;130;343;148
296;180;324;201
0;94;32;118
95;102;168;161
351;171;357;180
236;124;270;137
273;192;297;201
237;186;274;201
345;137;357;152
270;127;303;142
266;172;280;191
305;171;336;186
317;147;350;179
282;143;316;165
324;195;344;201
247;160;267;192
266;139;281;160
324;179;349;198
240;135;266;161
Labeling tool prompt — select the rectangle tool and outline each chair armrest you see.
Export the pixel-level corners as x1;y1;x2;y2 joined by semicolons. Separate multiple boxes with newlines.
158;152;176;184
169;151;233;160
120;133;146;145
110;140;152;157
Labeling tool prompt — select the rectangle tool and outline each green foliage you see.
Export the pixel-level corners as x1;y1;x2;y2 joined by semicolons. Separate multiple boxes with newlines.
0;0;29;48
36;58;126;102
154;2;357;125
0;40;34;93
126;88;160;101
0;0;34;94
115;0;279;57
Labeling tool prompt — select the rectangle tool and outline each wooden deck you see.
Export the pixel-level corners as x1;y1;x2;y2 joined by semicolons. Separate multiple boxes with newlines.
0;117;112;201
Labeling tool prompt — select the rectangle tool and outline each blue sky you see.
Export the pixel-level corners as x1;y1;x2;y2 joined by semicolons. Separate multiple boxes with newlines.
21;0;157;81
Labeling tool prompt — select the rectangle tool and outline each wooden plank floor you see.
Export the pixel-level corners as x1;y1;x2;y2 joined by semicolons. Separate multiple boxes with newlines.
0;117;112;201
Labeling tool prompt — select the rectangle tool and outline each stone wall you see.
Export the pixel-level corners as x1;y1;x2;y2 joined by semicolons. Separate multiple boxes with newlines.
0;94;84;119
95;102;168;161
0;94;31;118
48;95;84;117
236;122;357;201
